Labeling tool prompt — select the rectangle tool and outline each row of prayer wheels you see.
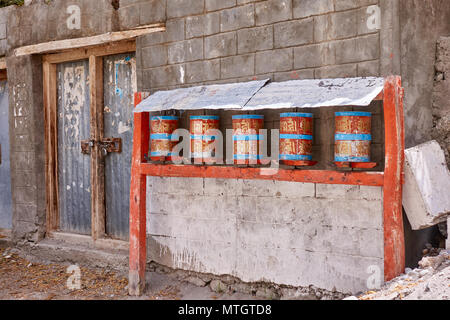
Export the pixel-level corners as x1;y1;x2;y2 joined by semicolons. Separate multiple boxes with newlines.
149;111;372;166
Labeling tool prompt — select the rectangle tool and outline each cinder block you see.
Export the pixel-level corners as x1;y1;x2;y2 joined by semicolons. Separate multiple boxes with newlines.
335;0;378;11
204;32;237;59
242;180;315;198
140;19;185;46
293;0;334;18
206;0;237;12
168;38;204;64
255;0;292;26
186;12;220;39
186;59;221;83
142;64;186;87
314;11;357;42
237;25;273;54
204;178;244;196
274;69;315;82
274;18;314;48
118;4;141;29
314;63;357;79
167;0;205;19
358;60;380;77
148;213;236;243
220;4;255;32
316;184;382;201
403;141;450;230
294;42;335;69
139;0;166;25
148;235;236;275
221;54;255;78
335;34;380;64
235;244;383;294
255;48;293;74
141;45;168;68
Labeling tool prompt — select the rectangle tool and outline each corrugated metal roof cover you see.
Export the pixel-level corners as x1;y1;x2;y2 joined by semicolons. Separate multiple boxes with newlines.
134;77;384;113
134;79;270;112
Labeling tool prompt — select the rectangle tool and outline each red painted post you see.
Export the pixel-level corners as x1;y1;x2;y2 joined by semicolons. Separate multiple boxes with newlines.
383;76;406;281
129;93;150;296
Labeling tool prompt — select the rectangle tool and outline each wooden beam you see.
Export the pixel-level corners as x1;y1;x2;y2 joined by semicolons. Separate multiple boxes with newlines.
43;61;59;232
383;76;405;281
15;24;165;57
129;93;150;296
90;55;105;240
140;164;385;186
43;40;136;64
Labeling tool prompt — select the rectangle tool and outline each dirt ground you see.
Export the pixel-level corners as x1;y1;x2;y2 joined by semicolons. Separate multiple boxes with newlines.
0;247;256;300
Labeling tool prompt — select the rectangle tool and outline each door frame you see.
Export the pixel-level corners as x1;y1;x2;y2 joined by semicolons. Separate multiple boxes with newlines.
43;40;136;240
0;59;9;238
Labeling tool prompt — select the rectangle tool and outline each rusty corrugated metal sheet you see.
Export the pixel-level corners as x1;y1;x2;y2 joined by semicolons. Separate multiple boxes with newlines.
57;60;92;235
0;80;12;229
104;53;136;240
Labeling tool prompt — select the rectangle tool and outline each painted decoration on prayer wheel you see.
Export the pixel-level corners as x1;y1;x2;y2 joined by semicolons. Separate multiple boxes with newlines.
190;116;220;163
334;111;372;163
279;113;315;166
150;115;179;162
232;115;264;165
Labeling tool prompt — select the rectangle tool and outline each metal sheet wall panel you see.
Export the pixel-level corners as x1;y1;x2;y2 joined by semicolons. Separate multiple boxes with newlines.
0;80;12;229
104;53;136;240
57;60;92;235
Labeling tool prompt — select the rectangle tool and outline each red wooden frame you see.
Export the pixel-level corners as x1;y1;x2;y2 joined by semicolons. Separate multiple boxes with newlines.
128;77;405;295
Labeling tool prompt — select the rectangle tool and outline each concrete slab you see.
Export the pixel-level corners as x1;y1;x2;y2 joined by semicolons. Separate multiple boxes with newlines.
403;141;450;230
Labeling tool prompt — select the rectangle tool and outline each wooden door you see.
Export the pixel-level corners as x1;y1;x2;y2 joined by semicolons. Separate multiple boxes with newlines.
103;53;136;240
57;60;92;235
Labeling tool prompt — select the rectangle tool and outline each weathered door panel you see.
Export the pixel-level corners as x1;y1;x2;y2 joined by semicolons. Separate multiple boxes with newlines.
0;80;12;229
57;60;92;235
104;53;136;240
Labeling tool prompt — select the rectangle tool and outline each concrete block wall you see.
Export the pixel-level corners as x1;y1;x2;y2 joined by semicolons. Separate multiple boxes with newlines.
147;176;384;294
137;0;381;92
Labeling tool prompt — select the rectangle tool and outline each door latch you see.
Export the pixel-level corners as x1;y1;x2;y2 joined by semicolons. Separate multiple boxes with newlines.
81;138;122;156
99;138;122;157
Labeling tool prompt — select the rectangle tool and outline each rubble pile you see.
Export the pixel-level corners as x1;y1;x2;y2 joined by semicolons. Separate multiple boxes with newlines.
353;246;450;300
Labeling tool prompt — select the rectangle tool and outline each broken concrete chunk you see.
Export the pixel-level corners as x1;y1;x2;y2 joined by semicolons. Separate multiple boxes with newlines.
403;141;450;230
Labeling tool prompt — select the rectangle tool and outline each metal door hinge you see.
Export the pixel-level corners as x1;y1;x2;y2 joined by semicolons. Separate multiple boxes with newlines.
81;140;94;155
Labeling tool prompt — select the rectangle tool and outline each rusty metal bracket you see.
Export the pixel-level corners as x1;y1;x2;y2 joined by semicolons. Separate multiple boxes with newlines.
81;140;94;155
100;138;122;154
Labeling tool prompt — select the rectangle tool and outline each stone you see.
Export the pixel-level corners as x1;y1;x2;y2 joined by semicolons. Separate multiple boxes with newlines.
210;280;228;293
255;0;292;26
220;4;255;32
185;276;207;287
255;287;278;300
403;141;450;230
418;255;446;270
274;19;314;48
204;32;237;59
293;0;334;19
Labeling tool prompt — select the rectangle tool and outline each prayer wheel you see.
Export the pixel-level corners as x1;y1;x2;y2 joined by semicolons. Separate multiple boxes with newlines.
232;115;264;165
279;113;314;166
190;115;220;163
150;115;179;162
335;111;372;163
